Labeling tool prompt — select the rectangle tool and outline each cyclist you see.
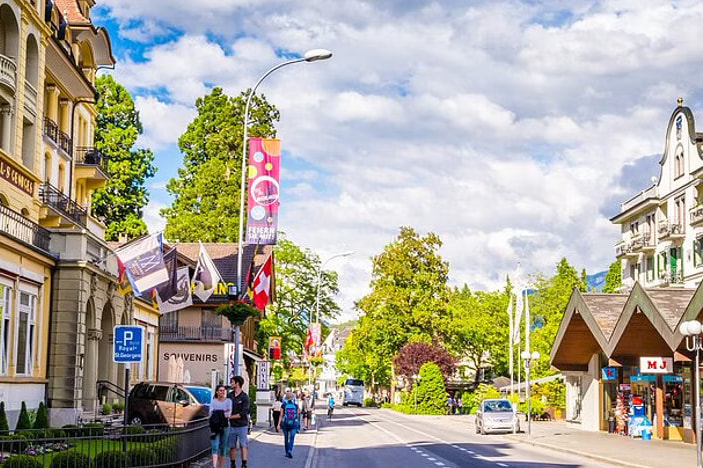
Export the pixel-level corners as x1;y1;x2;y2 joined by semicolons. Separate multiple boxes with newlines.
327;394;335;420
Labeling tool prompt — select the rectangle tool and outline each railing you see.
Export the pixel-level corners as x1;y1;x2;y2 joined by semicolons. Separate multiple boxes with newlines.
0;53;17;92
621;185;657;212
658;222;683;237
691;205;703;225
39;183;87;225
630;233;654;251
0;418;210;467
24;80;37;112
0;203;50;251
75;146;109;174
159;325;235;342
615;241;633;257
42;117;72;155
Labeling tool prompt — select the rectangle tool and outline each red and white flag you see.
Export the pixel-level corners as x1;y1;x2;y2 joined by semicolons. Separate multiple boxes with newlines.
251;253;273;311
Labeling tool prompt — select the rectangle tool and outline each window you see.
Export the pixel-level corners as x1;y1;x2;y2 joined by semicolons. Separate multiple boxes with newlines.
15;291;36;375
160;311;178;331
675;196;686;232
202;309;220;329
646;256;654;281
0;284;11;375
675;147;684;179
146;332;154;380
630;222;639;235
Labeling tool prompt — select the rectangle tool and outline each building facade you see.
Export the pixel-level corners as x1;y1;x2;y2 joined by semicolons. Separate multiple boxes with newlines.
612;99;703;290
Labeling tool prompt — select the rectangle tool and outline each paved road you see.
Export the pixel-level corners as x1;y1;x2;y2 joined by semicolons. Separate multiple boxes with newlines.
227;406;620;468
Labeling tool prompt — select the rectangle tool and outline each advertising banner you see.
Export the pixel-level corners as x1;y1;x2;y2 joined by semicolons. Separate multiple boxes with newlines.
312;322;322;356
268;336;281;361
245;138;281;245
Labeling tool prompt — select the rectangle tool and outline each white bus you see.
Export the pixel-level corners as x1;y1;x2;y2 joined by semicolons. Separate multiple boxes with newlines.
342;378;364;407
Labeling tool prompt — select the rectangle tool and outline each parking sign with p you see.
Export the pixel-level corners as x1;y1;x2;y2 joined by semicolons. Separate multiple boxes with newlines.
113;325;144;363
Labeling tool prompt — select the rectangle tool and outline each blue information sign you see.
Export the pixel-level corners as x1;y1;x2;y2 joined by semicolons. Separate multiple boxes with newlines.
601;367;618;381
630;374;656;383
113;326;143;363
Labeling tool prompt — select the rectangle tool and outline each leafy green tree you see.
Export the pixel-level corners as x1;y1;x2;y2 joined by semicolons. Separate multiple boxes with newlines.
336;323;391;392
0;401;8;431
255;238;340;370
603;260;622;293
92;75;156;241
33;402;48;430
580;268;587;292
15;402;31;431
415;362;446;415
162;88;280;241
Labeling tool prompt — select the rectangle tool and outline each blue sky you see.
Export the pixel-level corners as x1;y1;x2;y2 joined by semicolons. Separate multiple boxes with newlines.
94;0;703;321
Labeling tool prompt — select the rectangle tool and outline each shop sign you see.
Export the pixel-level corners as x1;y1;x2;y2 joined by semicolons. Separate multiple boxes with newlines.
601;367;618;381
0;157;34;195
630;375;656;383
639;356;673;374
663;375;683;384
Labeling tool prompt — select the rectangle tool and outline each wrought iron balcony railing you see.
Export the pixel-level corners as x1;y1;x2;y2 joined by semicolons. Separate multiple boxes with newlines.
0;203;50;251
39;183;86;225
75;146;109;175
159;326;235;342
42;117;72;155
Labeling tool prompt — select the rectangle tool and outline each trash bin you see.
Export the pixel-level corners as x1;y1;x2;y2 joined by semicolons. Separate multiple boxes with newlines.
608;416;616;433
641;428;652;440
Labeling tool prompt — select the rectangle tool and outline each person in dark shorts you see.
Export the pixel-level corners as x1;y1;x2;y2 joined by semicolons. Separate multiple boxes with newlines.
228;376;249;468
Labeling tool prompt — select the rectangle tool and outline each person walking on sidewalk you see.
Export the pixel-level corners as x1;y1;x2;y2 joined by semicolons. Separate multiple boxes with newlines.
301;392;311;430
228;376;249;468
209;385;231;468
272;395;283;432
278;390;300;458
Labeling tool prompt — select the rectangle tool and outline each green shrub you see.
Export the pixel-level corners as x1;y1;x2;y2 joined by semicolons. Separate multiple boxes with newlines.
49;451;92;468
0;401;9;431
60;424;79;437
112;402;125;413
0;434;28;453
380;403;392;409
93;450;130;468
14;402;31;431
152;439;178;464
519;396;544;418
127;447;157;466
33;402;49;430
415;362;446;415
83;422;104;437
363;398;377;407
1;454;43;468
101;404;112;416
125;425;145;435
248;385;257;425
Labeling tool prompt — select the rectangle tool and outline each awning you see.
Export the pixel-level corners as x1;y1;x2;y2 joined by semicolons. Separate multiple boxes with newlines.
243;350;264;362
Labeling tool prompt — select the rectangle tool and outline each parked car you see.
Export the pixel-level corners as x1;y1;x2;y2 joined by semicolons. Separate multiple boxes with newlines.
475;399;519;435
127;382;210;425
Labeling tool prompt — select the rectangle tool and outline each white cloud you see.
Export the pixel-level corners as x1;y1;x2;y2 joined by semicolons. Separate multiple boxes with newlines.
143;200;167;234
99;0;703;321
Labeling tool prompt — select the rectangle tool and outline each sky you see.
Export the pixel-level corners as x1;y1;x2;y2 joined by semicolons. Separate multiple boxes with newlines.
93;0;703;323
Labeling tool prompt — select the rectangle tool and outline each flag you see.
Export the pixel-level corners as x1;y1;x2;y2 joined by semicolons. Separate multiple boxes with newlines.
245;138;280;245
116;257;131;296
513;264;523;343
116;233;169;295
251;253;272;311
304;328;314;357
192;242;223;302
154;249;178;302
157;267;193;314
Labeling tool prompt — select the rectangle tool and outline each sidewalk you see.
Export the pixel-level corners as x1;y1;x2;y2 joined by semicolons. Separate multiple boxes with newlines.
501;420;697;468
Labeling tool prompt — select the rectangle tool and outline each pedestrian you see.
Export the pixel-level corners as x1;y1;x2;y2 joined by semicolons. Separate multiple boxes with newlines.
272;394;283;432
301;392;310;430
446;395;453;415
228;376;249;468
209;385;231;468
457;396;463;414
327;394;335;420
278;389;300;458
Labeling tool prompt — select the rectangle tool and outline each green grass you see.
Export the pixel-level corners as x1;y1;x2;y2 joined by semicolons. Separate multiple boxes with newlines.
36;439;152;467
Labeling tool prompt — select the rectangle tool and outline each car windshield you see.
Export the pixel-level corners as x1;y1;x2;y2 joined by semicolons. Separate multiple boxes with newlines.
345;379;363;386
186;387;212;405
484;401;513;413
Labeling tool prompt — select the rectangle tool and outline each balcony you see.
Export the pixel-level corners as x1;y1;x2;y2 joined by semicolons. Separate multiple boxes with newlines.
75;146;109;180
658;222;684;241
660;270;684;286
0;203;50;251
631;233;655;253
39;183;86;225
0;54;16;92
159;326;235;342
692;205;703;227
615;241;632;258
42;117;72;156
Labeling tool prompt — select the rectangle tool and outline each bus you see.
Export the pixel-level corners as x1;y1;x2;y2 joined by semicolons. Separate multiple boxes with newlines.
342;378;364;407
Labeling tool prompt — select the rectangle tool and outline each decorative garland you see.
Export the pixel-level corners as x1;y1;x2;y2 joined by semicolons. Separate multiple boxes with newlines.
215;300;259;325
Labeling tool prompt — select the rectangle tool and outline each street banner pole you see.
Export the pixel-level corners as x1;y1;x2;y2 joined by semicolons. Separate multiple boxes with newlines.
507;296;514;395
696;338;701;468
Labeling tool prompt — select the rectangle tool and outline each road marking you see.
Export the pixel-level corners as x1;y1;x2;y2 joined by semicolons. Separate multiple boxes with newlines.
428;457;436;461
435;463;445;467
496;463;509;467
303;425;319;468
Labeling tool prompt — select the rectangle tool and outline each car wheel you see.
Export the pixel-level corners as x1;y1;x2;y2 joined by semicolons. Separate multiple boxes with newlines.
129;414;143;425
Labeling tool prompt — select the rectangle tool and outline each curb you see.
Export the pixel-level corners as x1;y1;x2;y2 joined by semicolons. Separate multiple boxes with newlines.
504;435;653;468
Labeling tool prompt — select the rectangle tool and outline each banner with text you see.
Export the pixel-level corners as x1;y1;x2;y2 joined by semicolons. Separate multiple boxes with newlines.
245;138;280;245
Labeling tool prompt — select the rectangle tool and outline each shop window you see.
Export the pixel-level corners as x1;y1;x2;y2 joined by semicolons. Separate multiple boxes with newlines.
15;291;36;376
202;309;220;329
0;284;11;375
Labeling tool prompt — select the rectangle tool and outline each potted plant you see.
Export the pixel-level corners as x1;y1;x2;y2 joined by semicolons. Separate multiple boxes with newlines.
215;300;259;325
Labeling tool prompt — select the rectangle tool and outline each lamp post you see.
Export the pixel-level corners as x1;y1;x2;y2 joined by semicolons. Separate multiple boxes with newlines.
233;48;333;377
681;319;703;468
521;350;539;437
315;251;353;325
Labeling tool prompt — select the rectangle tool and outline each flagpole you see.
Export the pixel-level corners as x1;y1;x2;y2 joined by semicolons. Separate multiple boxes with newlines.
508;294;514;396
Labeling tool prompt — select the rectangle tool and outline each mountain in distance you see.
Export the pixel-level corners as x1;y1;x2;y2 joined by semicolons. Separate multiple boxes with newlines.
586;270;607;292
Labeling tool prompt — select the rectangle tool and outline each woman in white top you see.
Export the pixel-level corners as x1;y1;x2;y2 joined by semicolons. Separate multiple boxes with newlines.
272;395;283;432
209;385;232;468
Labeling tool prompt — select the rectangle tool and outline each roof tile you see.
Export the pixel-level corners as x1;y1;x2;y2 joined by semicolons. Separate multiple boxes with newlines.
581;294;629;339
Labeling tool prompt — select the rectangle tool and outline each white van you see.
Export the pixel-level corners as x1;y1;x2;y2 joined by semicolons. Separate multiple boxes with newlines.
342;378;364;407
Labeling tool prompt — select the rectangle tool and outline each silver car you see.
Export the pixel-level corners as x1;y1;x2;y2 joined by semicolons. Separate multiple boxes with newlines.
475;399;520;434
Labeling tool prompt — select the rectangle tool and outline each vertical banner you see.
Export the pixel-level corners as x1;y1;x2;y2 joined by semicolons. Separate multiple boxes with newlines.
268;336;281;361
245;138;281;245
312;323;322;357
257;361;270;389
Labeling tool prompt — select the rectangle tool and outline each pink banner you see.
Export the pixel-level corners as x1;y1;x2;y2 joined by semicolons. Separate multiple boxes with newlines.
245;138;280;245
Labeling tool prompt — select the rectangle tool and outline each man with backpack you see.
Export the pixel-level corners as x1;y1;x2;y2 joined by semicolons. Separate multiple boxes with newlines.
277;389;299;458
228;376;249;468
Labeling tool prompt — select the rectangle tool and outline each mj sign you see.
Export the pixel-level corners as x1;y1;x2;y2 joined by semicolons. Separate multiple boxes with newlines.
639;356;673;374
113;326;144;363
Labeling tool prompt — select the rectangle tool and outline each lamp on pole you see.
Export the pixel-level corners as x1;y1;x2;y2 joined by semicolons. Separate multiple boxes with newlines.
233;48;333;377
681;319;703;468
521;350;539;437
315;251;353;325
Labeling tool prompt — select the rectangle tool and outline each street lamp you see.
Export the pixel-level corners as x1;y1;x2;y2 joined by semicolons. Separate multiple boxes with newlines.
521;350;539;437
315;251;354;325
680;320;702;468
233;49;333;376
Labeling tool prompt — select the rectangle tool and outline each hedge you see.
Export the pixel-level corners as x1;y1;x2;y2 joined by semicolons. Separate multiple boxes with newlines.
0;455;43;468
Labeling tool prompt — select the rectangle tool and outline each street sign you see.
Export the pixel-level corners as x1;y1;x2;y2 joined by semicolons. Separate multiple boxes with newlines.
257;360;270;389
113;326;144;363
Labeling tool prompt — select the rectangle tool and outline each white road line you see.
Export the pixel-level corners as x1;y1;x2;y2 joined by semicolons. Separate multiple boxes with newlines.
428;457;436;461
496;463;509;467
303;426;319;468
435;463;445;467
466;450;475;454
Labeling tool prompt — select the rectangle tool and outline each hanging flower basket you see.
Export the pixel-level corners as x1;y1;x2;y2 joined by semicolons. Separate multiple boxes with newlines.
215;300;259;325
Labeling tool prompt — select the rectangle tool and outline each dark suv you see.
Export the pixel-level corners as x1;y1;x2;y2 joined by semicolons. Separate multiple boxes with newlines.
127;382;209;425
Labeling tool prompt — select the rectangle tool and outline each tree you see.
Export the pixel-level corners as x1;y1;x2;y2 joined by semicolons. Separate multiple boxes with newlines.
33;402;48;430
92;75;156;241
0;401;8;431
162;88;280;241
580;268;587;292
15;401;30;431
255;238;340;370
415;362;446;415
393;342;456;383
603;260;622;293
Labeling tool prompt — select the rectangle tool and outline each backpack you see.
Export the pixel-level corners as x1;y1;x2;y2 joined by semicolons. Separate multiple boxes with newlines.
282;400;298;429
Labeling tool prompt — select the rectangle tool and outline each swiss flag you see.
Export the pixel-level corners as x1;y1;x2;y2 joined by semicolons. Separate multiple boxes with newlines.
251;253;273;311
